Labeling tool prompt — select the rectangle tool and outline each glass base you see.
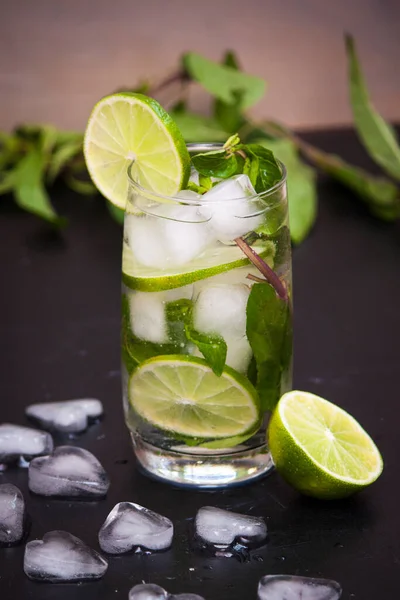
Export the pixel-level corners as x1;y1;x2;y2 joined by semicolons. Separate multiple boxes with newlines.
131;434;274;488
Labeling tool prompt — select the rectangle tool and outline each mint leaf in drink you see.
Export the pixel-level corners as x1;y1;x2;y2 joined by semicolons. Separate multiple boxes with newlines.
186;181;208;194
246;283;292;412
121;295;179;373
346;35;400;181
199;173;212;191
169;111;227;142
192;149;238;178
182;52;266;109
243;144;282;193
165;298;227;376
185;325;227;377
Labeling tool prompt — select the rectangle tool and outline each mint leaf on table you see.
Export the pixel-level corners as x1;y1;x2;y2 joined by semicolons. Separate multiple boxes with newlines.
242;144;282;193
48;139;83;182
185;325;227;377
246;282;292;412
255;138;317;244
304;142;400;219
214;51;245;133
264;120;400;221
182;52;266;110
13;146;64;225
346;35;400;181
107;202;125;225
169;111;227;142
64;172;97;195
192;149;238;179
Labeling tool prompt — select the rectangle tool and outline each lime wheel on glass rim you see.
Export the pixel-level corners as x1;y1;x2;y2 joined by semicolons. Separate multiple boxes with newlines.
83;92;191;208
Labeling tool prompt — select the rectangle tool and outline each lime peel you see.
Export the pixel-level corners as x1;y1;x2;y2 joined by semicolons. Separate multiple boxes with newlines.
268;390;383;499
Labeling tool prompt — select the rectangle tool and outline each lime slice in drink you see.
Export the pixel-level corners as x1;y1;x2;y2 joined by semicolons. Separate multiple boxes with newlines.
129;355;261;439
84;93;190;209
122;240;275;292
268;391;383;499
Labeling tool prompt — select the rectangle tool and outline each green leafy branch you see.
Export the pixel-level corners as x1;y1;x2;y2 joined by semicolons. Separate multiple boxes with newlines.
1;34;399;242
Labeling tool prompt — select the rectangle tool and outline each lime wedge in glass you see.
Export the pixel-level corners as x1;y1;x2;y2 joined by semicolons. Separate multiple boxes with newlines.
122;240;275;292
129;355;261;440
84;93;190;208
268;390;383;499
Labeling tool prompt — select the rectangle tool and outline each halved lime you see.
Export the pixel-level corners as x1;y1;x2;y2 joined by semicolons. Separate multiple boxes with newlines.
84;93;190;209
122;240;275;292
129;355;261;439
268;391;383;499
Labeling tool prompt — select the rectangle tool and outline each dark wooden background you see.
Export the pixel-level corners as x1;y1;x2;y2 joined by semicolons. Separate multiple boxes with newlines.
0;0;399;131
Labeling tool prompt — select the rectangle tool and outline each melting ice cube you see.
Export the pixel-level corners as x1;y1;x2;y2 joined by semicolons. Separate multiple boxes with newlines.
25;398;103;433
198;175;264;243
126;201;212;270
129;584;168;600
128;285;193;345
24;530;108;582
257;575;342;600
195;506;267;550
99;502;173;554
192;284;252;373
129;583;205;600
129;291;168;344
0;484;26;546
158;204;213;267
28;445;110;498
0;423;53;467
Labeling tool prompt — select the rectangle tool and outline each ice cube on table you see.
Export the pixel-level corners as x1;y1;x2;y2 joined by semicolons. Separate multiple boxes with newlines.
0;423;53;466
24;530;108;582
198;175;264;243
173;595;205;600
28;446;110;498
99;502;173;554
0;484;26;546
129;584;168;600
195;506;267;549
25;398;103;433
192;283;252;373
129;584;205;600
257;575;342;600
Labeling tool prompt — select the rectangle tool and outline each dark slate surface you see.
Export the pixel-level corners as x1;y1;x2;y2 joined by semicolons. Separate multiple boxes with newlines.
0;129;399;599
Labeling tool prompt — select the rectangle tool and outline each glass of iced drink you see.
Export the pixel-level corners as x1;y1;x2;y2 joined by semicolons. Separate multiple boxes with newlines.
121;143;292;487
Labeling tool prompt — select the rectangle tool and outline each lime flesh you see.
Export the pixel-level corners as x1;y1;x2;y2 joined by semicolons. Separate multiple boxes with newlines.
129;355;261;440
122;240;275;292
268;390;383;499
84;93;190;208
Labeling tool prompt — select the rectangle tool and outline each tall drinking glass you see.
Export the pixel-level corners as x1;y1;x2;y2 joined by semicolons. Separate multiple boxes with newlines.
121;143;292;487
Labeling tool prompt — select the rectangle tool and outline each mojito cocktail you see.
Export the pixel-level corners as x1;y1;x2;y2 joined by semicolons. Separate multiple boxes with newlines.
84;93;292;487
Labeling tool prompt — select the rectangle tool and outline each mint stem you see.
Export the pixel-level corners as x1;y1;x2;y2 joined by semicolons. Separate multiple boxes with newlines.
235;236;288;302
149;70;189;96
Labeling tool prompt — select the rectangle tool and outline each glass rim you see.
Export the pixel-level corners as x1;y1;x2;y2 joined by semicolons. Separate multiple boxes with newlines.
127;142;287;206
